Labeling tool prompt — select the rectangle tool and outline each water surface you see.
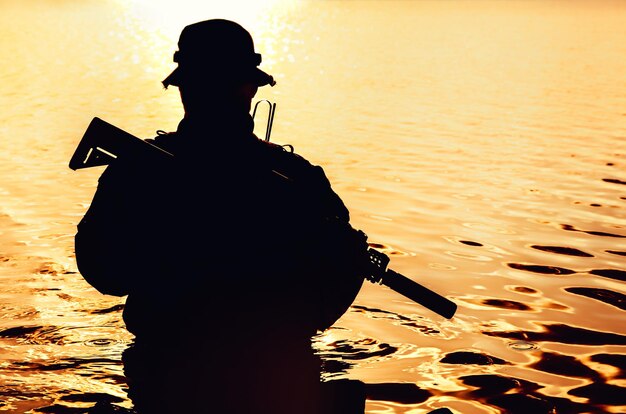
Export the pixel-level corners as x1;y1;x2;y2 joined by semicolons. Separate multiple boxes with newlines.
1;1;625;413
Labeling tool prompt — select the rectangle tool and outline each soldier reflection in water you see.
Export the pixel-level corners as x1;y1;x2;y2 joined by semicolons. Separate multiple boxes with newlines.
75;19;368;413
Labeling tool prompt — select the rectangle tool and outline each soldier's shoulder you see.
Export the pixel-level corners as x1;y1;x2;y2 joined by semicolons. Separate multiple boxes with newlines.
260;139;314;168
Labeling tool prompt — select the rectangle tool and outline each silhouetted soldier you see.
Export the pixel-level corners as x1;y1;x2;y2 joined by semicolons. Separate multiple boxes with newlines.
75;19;367;413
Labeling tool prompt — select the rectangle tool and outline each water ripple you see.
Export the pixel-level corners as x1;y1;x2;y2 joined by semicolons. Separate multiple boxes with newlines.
602;178;626;186
530;245;594;257
440;351;508;365
561;224;626;238
565;287;626;311
507;263;577;275
351;305;443;336
589;269;626;282
590;354;626;379
531;352;602;380
456;374;573;413
480;299;532;311
483;323;626;346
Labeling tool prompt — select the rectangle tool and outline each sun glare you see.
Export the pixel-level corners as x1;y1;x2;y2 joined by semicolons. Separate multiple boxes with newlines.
112;0;295;90
118;0;292;39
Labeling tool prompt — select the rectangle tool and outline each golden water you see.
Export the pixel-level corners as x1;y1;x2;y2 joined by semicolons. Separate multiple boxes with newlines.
1;0;625;413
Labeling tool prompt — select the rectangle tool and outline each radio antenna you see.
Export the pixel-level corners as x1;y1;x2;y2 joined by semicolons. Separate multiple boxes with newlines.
252;99;277;142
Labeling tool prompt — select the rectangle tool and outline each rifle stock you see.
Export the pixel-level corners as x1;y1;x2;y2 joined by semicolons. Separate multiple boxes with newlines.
69;117;173;170
70;117;457;320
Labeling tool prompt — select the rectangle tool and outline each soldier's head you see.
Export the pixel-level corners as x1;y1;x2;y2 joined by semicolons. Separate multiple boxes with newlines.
162;19;275;115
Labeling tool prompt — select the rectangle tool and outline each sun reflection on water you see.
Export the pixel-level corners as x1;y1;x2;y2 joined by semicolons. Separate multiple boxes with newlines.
1;0;626;413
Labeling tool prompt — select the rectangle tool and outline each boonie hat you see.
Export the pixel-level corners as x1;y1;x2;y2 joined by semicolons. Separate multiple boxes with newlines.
162;19;276;88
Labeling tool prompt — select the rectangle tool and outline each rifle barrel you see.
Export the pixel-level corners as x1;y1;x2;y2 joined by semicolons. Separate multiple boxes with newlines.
380;269;457;319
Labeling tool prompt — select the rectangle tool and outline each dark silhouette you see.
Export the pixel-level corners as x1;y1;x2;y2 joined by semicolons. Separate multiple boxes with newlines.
75;19;369;413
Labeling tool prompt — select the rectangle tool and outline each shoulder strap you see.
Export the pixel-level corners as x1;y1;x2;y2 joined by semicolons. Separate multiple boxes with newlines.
147;130;178;154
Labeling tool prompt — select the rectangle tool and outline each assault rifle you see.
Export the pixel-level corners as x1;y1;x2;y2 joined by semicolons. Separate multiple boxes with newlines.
69;116;457;320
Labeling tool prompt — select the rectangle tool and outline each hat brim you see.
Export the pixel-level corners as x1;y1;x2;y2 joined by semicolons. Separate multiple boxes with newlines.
162;66;275;88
